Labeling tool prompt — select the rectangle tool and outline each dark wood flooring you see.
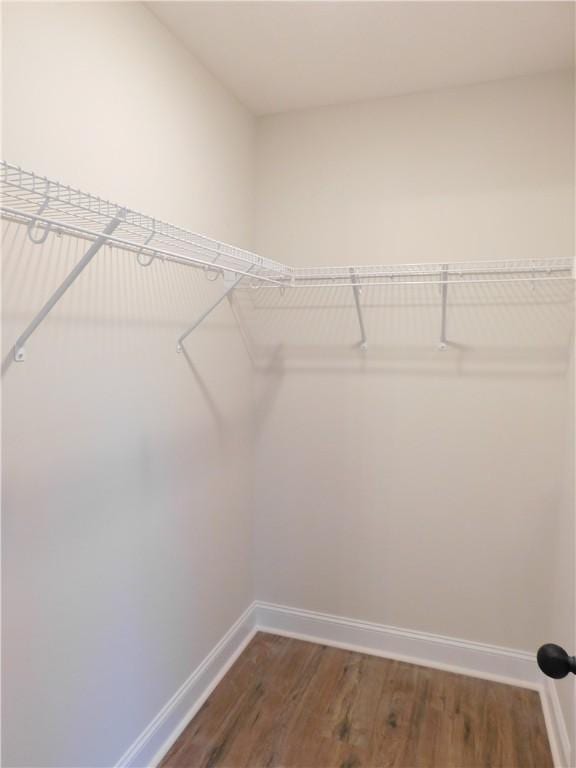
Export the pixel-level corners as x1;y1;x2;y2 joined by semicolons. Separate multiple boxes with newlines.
160;633;552;768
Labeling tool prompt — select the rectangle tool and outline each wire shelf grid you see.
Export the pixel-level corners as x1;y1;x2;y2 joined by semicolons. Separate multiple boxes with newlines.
1;161;573;289
0;162;289;283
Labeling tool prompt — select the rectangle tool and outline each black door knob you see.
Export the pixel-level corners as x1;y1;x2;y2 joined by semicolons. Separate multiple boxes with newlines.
537;644;576;679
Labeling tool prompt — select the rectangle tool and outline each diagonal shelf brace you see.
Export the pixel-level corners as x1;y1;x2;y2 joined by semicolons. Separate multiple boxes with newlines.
350;268;368;351
13;216;122;362
176;267;254;353
439;264;449;351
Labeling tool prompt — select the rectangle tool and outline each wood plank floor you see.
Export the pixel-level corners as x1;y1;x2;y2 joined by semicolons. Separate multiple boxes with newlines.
160;633;553;768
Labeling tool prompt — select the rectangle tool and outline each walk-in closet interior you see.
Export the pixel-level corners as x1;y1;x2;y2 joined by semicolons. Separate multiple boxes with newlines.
2;2;575;767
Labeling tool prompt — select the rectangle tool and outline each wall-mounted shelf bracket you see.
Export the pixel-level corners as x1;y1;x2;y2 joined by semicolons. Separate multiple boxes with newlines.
176;268;253;353
12;215;122;362
438;265;449;351
350;268;368;351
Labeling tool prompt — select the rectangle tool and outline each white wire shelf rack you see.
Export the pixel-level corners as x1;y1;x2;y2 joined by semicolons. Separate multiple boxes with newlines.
0;162;289;283
1;160;573;361
2;161;572;288
255;259;574;289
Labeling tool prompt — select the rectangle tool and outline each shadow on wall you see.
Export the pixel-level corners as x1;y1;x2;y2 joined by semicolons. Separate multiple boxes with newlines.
1;220;251;429
3;217;573;427
232;278;574;379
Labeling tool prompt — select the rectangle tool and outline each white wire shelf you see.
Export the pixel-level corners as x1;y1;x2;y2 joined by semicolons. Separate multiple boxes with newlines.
0;161;289;284
1;160;573;361
255;259;574;289
1;162;573;289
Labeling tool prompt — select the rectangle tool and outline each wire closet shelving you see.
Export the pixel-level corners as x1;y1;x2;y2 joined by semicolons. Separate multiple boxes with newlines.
1;160;573;360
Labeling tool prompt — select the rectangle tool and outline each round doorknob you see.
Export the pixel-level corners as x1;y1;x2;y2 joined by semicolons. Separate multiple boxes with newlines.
537;644;576;679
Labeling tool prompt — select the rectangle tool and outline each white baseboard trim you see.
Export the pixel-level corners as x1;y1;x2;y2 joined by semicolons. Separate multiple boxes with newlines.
540;677;573;768
255;601;540;689
115;602;257;768
255;601;571;768
115;599;571;768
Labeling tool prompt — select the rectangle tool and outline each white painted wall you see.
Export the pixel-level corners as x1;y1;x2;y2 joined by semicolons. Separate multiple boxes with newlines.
3;5;575;765
2;3;255;766
252;71;574;657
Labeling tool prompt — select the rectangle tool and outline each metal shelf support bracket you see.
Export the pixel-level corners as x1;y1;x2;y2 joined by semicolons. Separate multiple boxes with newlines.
176;267;253;353
350;268;368;351
13;216;122;362
439;264;449;351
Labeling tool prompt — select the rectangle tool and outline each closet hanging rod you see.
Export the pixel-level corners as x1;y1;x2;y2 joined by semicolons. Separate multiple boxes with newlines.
263;260;573;283
250;275;573;289
286;265;570;279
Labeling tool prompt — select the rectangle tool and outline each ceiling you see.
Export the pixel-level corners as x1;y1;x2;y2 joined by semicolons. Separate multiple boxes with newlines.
148;1;575;115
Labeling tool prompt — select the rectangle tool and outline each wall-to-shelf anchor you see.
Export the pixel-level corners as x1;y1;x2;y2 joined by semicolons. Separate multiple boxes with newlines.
13;216;122;362
350;268;368;351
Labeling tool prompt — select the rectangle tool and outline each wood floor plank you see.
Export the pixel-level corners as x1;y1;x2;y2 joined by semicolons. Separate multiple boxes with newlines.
160;633;553;768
